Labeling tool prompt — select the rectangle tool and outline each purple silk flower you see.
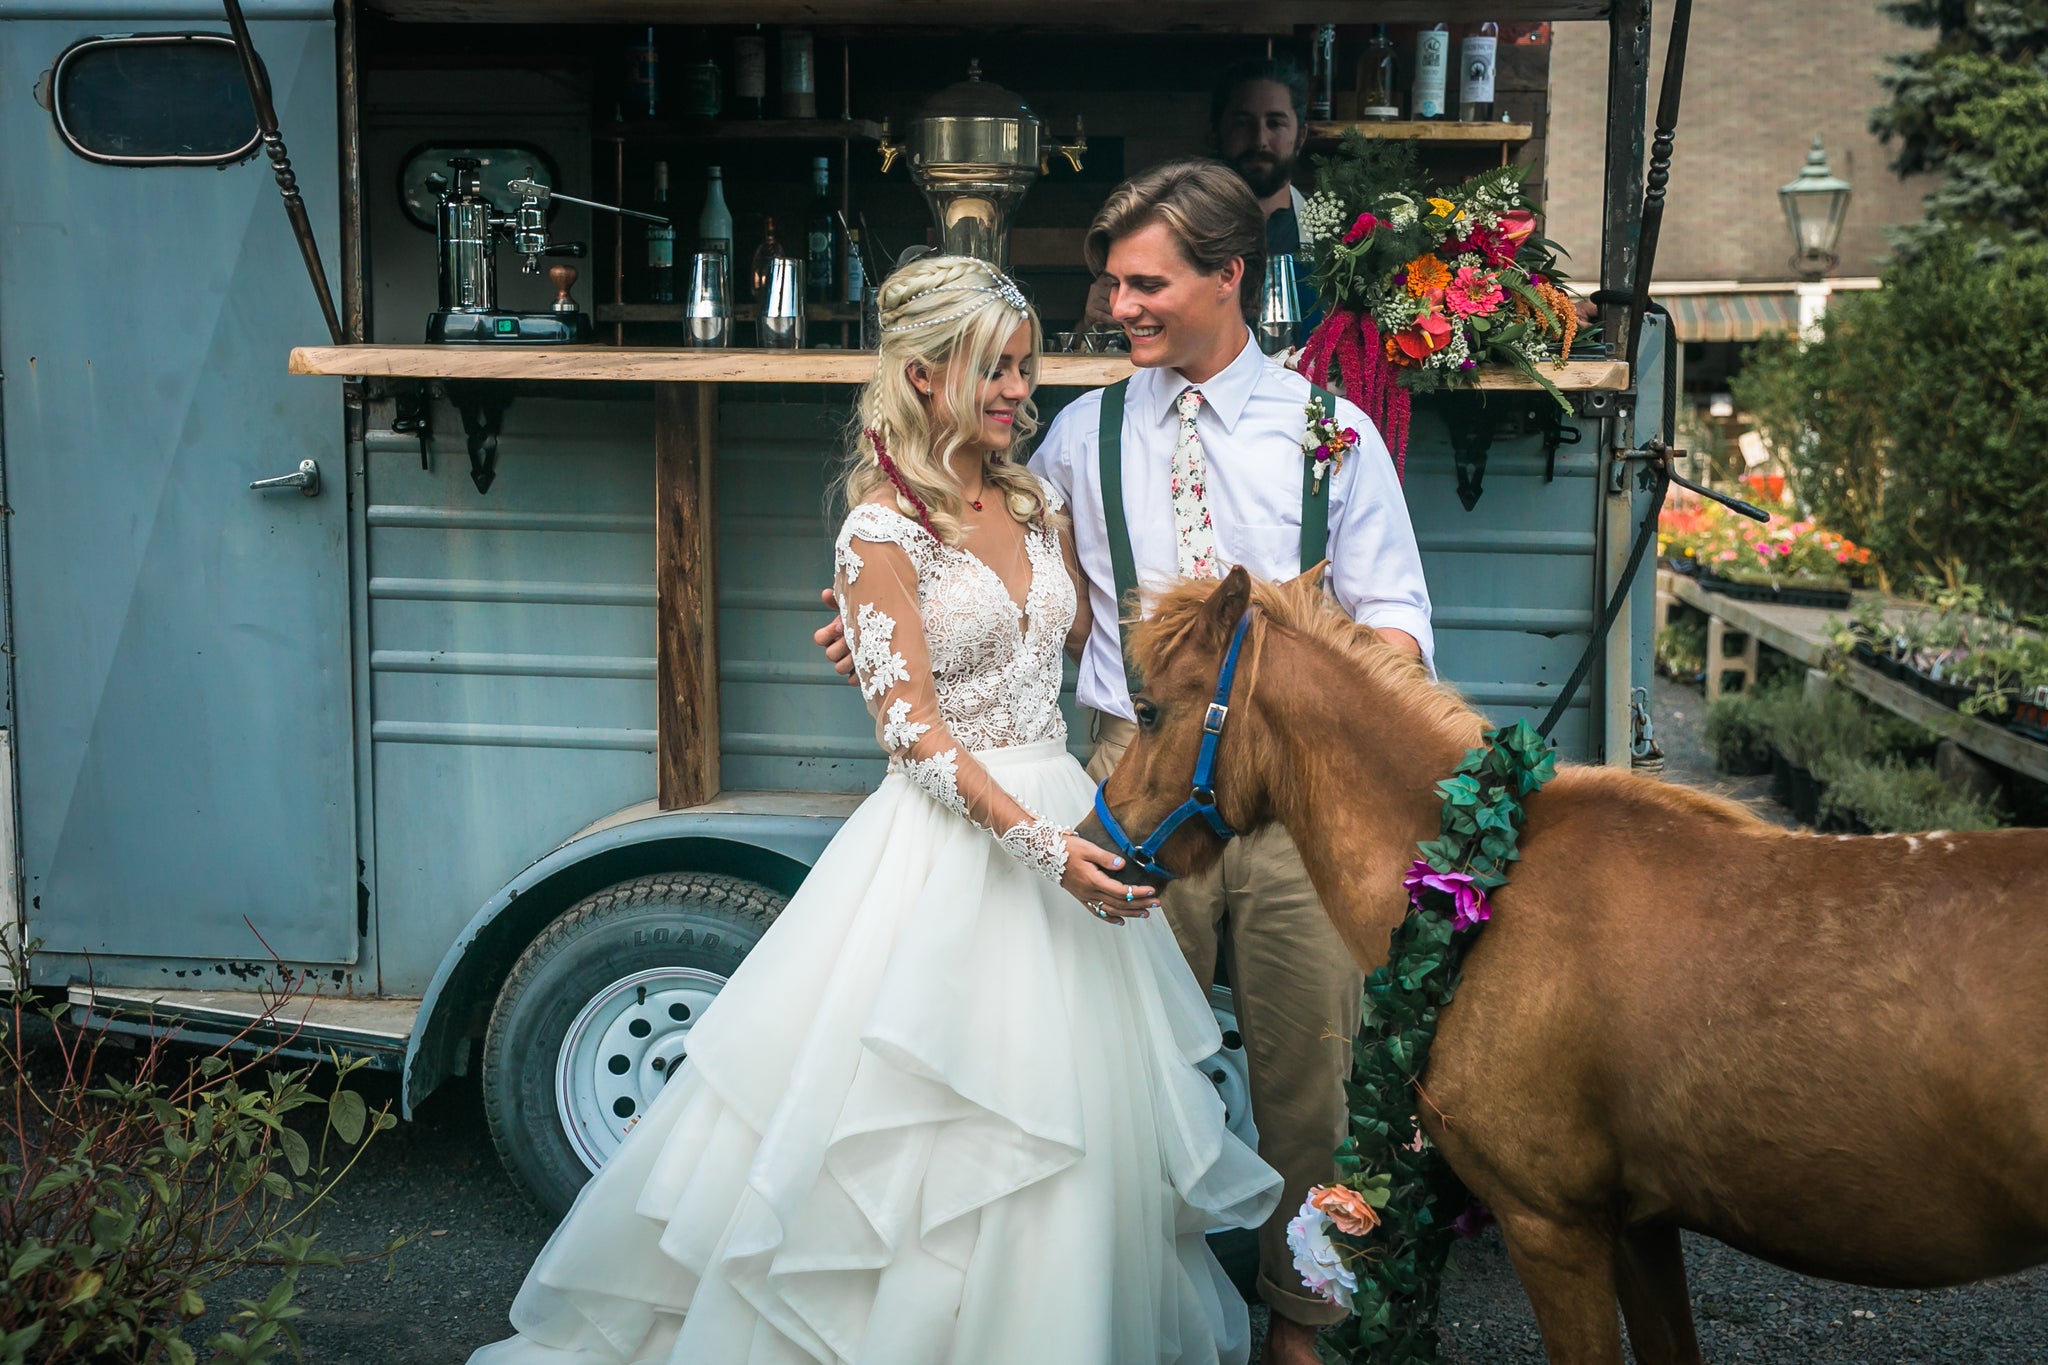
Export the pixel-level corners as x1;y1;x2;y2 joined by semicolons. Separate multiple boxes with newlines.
1402;858;1490;932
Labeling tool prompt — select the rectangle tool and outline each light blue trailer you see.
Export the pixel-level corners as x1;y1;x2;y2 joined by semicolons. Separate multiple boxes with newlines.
0;0;1667;1215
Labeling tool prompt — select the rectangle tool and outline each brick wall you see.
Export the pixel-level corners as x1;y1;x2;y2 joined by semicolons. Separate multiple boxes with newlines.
1544;3;1937;285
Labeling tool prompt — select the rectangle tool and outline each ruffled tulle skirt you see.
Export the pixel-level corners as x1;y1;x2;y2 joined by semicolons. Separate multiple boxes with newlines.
469;738;1282;1365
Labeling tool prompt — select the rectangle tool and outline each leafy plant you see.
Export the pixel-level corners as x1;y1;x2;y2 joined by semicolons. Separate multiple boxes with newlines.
1703;687;1776;775
1813;754;2005;832
1655;615;1706;683
0;949;401;1364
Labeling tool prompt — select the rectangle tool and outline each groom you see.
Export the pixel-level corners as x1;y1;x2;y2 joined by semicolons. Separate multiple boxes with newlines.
818;160;1432;1364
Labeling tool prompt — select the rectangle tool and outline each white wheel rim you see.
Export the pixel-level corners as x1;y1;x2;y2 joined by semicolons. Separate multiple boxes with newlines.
1201;984;1259;1152
556;966;727;1174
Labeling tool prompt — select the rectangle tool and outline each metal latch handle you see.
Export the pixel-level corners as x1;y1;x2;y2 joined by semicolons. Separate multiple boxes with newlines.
250;458;321;497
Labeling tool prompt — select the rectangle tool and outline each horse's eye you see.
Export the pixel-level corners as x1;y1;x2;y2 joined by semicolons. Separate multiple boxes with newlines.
1134;699;1159;730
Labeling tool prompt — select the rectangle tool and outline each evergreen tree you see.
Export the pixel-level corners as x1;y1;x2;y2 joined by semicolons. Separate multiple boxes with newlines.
1871;0;2048;253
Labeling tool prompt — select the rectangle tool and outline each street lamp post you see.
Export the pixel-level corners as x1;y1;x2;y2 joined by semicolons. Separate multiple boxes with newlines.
1779;135;1853;336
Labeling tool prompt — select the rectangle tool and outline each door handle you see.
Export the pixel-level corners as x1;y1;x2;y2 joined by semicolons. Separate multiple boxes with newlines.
250;458;321;497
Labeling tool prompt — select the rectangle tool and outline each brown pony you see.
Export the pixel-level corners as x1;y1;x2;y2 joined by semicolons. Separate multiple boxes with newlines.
1076;566;2048;1365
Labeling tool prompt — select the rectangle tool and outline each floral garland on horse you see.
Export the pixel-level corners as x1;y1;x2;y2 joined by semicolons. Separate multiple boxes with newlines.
1286;720;1556;1364
1295;136;1584;476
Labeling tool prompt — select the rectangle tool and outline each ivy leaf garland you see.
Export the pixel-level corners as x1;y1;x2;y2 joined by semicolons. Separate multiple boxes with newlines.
1292;719;1556;1365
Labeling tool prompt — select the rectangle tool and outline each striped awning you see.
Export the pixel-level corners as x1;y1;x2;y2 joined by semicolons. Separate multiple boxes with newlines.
1658;291;1799;342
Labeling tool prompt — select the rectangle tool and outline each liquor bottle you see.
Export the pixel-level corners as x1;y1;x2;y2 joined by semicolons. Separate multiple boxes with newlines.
806;156;838;297
1310;24;1335;122
1461;21;1500;122
698;165;734;290
781;28;817;120
683;44;722;119
733;25;767;119
843;223;868;307
626;27;660;120
1354;24;1399;121
1412;22;1450;121
751;216;786;302
646;160;676;304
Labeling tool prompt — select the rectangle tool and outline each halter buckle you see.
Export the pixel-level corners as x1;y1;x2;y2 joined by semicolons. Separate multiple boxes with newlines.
1204;702;1229;734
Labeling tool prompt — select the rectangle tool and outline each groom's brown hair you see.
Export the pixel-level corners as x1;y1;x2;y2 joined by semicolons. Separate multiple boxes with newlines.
1084;159;1264;317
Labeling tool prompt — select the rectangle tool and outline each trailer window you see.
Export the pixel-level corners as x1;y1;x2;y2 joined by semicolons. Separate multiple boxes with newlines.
51;33;263;167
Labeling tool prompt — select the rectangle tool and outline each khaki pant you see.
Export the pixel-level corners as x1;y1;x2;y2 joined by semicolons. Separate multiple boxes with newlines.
1087;712;1363;1328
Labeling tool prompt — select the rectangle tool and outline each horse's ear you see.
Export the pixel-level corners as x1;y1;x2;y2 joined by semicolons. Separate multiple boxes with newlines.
1288;559;1330;592
1207;566;1253;641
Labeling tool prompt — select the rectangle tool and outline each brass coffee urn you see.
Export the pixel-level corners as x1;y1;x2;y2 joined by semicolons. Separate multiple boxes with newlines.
878;62;1085;269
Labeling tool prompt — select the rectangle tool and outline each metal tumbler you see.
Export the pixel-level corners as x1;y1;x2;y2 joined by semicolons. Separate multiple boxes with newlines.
1257;253;1301;356
685;252;731;348
757;256;806;349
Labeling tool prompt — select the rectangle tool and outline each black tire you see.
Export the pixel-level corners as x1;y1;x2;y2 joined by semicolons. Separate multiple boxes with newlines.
482;872;785;1216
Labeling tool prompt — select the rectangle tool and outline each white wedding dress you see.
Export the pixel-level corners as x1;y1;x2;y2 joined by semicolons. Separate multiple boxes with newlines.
470;487;1281;1365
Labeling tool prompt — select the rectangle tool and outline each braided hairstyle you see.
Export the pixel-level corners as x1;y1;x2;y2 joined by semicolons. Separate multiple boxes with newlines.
838;254;1058;545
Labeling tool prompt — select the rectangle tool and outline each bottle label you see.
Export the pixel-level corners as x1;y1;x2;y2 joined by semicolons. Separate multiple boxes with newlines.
781;36;815;94
1414;31;1449;118
648;231;675;270
844;250;866;305
1360;103;1400;119
685;62;722;119
808;231;833;290
1462;36;1498;104
734;38;766;99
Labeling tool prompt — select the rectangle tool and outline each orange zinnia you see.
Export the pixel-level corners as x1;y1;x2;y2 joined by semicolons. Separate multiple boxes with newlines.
1404;254;1452;296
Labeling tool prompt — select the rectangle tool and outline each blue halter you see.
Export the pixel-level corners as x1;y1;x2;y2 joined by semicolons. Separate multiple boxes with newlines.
1090;607;1256;882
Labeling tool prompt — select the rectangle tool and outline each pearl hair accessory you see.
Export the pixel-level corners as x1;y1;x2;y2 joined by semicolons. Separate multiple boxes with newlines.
880;267;1031;333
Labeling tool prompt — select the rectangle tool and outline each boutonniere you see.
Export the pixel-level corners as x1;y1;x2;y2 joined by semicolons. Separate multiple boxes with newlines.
1303;396;1360;492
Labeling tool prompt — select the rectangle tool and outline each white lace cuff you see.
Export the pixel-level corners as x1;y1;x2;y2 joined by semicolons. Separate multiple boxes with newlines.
997;819;1070;884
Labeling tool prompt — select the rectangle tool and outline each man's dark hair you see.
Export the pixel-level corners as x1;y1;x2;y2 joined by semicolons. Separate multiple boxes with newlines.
1209;58;1309;133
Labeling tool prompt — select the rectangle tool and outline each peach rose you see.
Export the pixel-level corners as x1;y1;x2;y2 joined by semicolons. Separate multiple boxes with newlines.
1308;1184;1381;1237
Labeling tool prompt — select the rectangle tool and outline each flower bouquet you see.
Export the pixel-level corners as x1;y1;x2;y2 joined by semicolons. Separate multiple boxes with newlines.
1658;493;1873;605
1296;135;1583;471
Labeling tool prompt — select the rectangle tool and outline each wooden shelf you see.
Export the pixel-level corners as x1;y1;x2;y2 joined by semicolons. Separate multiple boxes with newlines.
367;2;1612;29
1307;120;1535;144
601;118;883;144
290;344;1627;393
597;303;866;324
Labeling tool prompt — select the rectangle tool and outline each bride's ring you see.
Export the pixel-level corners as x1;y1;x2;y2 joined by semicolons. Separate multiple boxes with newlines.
1088;903;1114;921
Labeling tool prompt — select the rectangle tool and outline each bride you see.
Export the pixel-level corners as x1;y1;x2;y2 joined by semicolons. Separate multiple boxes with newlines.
469;254;1281;1365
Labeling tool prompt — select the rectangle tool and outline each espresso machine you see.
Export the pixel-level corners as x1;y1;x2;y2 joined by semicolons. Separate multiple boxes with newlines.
426;157;667;343
877;63;1085;269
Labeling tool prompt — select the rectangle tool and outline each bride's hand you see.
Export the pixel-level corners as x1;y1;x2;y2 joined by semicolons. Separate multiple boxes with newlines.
1060;835;1161;926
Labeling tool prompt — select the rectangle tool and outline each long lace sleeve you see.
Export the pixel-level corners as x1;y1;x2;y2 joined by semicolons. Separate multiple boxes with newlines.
834;511;1070;883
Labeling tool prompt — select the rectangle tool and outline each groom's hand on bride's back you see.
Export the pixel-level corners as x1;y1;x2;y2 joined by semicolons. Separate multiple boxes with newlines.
814;588;857;683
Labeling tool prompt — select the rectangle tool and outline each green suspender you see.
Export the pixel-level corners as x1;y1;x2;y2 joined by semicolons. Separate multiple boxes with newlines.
1096;377;1339;697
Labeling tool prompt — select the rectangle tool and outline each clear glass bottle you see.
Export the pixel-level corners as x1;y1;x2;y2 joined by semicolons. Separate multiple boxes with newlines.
780;28;816;120
806;157;837;297
1461;21;1500;122
732;26;767;119
1355;24;1399;121
1412;22;1450;121
646;160;676;304
1310;24;1336;121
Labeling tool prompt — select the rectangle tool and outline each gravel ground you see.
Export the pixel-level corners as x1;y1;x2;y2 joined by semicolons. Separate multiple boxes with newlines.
156;674;2046;1360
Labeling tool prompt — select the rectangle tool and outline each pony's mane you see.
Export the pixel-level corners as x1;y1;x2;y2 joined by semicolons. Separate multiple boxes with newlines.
1131;574;1483;746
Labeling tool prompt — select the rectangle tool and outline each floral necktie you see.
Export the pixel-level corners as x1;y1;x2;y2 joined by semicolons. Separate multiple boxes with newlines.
1170;387;1224;579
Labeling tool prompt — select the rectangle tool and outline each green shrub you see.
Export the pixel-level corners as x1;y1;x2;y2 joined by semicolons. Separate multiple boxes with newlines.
1703;688;1775;774
1655;615;1706;682
1813;754;2005;833
0;950;399;1364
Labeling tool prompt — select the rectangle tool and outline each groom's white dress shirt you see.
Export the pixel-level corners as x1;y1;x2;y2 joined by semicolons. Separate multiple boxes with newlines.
1030;330;1435;722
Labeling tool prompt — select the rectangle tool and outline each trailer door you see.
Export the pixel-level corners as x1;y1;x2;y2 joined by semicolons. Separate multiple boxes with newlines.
0;12;358;965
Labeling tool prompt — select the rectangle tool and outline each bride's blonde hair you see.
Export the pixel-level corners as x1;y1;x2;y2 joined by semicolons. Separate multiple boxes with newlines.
840;254;1056;545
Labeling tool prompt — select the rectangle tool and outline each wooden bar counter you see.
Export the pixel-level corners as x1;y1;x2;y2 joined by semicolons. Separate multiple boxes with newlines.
292;344;1629;809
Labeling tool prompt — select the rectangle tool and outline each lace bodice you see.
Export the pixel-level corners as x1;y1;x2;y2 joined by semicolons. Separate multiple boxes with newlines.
834;488;1080;881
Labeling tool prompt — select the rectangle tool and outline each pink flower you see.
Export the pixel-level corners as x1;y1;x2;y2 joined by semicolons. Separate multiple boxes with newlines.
1403;858;1490;932
1499;209;1539;250
1459;225;1518;267
1444;267;1505;318
1342;212;1380;245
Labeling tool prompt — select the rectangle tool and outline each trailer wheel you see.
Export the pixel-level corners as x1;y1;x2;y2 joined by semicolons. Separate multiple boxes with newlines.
482;872;785;1215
